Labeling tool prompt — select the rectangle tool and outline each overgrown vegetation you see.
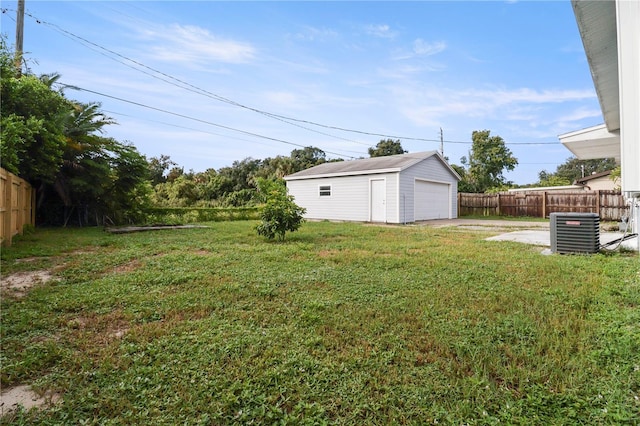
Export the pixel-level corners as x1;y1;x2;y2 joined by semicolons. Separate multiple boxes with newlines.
1;38;152;227
2;222;638;424
145;207;260;224
147;147;332;209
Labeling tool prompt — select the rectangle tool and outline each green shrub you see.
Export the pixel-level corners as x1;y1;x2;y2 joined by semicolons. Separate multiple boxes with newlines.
255;178;305;241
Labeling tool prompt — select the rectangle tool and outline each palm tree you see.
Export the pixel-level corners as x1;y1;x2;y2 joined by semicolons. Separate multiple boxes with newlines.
51;100;117;225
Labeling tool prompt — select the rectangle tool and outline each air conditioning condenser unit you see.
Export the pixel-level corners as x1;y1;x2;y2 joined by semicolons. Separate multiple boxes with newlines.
550;212;600;254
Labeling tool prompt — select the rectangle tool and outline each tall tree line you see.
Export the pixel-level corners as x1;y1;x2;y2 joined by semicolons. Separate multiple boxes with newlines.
1;38;150;226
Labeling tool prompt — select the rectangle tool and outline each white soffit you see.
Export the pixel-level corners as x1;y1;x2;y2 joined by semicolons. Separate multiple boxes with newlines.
559;124;620;161
572;0;620;131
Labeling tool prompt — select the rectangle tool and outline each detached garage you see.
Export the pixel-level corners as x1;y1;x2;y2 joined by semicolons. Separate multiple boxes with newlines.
284;151;460;224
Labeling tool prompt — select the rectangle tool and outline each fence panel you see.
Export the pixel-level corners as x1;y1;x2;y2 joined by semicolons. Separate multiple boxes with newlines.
545;191;597;215
458;190;627;221
1;168;35;246
599;190;630;220
458;193;498;216
499;192;543;217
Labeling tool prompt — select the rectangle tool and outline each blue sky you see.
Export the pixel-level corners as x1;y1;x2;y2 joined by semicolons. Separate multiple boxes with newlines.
2;1;604;184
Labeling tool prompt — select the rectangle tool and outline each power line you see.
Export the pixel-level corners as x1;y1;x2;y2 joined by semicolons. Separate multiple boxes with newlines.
18;9;371;147
61;83;361;159
103;109;367;156
15;8;563;147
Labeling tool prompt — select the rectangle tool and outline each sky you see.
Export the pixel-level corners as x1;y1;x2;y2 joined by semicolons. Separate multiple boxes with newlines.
1;1;605;184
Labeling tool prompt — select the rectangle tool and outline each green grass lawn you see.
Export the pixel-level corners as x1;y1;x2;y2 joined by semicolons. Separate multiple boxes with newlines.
1;221;639;424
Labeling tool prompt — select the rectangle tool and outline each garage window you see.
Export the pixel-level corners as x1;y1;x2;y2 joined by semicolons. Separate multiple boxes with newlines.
319;185;331;197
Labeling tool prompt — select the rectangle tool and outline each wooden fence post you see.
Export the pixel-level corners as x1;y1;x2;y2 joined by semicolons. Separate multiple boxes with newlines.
3;173;14;246
542;191;547;218
31;186;36;226
17;179;24;236
596;190;601;217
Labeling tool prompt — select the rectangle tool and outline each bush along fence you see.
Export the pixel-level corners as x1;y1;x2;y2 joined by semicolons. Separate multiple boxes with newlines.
145;207;261;224
458;190;628;221
1;167;35;246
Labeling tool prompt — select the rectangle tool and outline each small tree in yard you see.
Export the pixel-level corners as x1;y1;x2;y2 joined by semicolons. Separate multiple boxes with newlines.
255;178;306;241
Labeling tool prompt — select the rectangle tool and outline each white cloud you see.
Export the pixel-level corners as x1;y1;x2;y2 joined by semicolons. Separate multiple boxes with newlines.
554;107;602;123
292;25;339;42
376;63;446;79
393;39;446;60
413;39;447;56
390;84;598;130
364;24;397;39
140;24;256;64
475;87;596;105
263;91;301;107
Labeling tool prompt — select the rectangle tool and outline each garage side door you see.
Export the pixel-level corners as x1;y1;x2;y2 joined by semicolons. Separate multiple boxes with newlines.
414;180;450;220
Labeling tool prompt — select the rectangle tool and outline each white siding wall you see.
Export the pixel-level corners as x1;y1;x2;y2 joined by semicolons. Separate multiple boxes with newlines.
384;173;399;223
287;173;399;222
617;0;640;195
286;157;457;223
398;156;458;222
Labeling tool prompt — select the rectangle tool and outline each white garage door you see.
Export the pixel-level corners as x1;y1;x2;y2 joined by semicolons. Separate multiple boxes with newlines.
414;180;450;220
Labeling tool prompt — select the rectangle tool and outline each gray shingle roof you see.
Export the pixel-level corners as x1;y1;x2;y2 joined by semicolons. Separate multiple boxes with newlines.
284;151;447;180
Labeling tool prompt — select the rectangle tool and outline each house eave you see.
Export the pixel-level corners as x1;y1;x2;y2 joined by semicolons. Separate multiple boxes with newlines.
572;0;620;132
284;167;402;181
558;124;620;162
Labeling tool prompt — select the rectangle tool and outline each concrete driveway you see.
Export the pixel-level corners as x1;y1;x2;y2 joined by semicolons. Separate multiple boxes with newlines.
417;218;638;252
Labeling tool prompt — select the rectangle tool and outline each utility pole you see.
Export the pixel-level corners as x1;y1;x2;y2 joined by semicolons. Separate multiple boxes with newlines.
439;127;444;157
15;0;25;76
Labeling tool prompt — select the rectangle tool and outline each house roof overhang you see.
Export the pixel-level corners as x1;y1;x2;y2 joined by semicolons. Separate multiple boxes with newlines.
571;1;620;132
567;0;639;195
559;124;620;162
561;1;620;161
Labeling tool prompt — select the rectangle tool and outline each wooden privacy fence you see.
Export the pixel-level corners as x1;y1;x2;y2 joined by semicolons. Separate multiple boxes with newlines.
458;190;628;221
1;168;35;246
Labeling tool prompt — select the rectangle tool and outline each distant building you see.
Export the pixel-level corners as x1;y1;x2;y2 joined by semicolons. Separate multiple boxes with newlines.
574;170;618;191
284;151;460;224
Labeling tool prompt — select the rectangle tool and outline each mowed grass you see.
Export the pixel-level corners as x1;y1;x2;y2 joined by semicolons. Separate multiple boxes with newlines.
1;221;639;424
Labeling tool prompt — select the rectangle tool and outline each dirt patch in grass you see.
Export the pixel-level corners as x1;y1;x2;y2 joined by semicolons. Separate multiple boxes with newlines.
317;249;338;258
68;248;99;256
14;256;52;264
0;385;61;416
112;259;142;273
105;225;208;234
66;310;131;342
0;270;56;298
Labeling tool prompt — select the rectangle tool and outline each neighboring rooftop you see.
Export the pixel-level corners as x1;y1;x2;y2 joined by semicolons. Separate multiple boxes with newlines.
575;170;612;185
